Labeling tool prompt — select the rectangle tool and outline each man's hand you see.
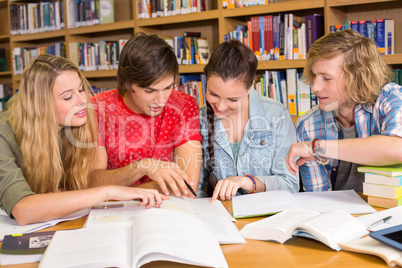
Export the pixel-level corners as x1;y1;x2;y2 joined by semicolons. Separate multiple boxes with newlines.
285;141;315;175
139;159;194;197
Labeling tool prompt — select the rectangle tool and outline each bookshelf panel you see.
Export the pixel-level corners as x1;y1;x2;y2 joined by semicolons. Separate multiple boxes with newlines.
68;20;134;35
0;0;9;35
10;30;66;42
136;10;220;27
257;59;307;70
83;69;117;78
327;1;402;54
114;0;133;21
137;19;220;52
222;0;324;18
179;65;206;74
327;0;397;7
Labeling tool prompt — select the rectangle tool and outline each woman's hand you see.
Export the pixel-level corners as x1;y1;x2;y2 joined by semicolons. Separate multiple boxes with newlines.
109;185;170;209
211;176;254;202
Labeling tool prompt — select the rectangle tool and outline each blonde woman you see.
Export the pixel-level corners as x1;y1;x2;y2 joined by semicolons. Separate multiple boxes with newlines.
286;29;402;192
0;54;167;225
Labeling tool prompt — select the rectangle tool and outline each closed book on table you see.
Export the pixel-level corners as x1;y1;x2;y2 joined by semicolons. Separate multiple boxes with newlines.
367;196;402;209
364;173;402;187
358;164;402;177
363;183;402;199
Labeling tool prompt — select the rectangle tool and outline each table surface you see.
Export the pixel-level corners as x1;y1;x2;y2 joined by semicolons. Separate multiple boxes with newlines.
0;201;388;268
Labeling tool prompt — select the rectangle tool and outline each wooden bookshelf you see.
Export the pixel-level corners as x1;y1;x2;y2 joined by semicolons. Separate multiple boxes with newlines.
4;0;402;102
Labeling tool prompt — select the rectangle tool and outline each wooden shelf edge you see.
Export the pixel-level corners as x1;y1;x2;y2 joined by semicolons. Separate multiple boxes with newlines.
82;69;117;78
0;71;12;77
136;10;219;27
257;59;307;70
10;29;66;42
0;34;10;42
291;115;300;124
326;0;397;7
384;54;402;65
179;64;206;73
222;0;325;17
68;20;135;35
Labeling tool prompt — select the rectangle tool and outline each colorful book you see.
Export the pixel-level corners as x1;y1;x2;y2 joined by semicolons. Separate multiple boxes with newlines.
367;196;402;209
358;164;402;177
364;173;402;187
0;231;55;266
363;183;402;199
304;14;324;54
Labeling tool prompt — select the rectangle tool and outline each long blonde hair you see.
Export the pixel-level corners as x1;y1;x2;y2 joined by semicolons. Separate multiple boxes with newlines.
8;54;97;194
303;29;393;106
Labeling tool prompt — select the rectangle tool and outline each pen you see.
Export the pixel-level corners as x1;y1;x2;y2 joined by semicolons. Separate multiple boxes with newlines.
368;215;393;230
184;180;197;197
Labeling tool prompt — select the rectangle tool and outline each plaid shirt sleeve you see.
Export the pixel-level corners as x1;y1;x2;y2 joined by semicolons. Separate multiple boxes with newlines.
296;108;333;192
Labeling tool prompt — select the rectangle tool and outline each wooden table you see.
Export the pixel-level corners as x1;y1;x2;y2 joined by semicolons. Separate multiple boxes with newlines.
0;202;387;268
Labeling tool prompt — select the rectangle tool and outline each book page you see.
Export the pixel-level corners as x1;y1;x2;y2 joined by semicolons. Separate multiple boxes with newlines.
196;215;245;244
295;209;368;250
231;190;302;218
293;190;376;214
240;210;319;243
357;206;402;231
339;236;402;266
0;208;89;241
131;209;227;268
39;225;131;268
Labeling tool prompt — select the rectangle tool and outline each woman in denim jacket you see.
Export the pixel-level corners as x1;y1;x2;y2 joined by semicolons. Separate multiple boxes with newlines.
198;40;299;201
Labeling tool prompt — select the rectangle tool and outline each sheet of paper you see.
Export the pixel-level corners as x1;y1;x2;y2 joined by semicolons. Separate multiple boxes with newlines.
357;206;402;231
0;208;89;241
293;190;376;214
231;190;302;218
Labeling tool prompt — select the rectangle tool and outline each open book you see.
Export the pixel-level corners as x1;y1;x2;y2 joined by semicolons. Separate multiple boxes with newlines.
339;236;402;267
240;209;368;251
231;189;375;218
39;209;228;268
86;197;245;244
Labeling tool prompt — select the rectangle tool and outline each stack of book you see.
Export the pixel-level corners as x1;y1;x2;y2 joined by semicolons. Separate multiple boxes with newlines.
359;164;402;208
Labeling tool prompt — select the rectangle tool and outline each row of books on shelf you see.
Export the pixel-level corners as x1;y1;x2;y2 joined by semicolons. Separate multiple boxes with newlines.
12;43;66;75
137;0;209;19
69;39;127;72
0;84;13;112
222;0;276;9
254;69;315;116
10;1;64;36
164;32;211;65
359;164;402;209
225;14;324;61
66;0;114;28
330;18;394;55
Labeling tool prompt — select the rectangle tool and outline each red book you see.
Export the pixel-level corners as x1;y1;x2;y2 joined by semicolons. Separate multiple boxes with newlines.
251;16;260;53
264;15;273;53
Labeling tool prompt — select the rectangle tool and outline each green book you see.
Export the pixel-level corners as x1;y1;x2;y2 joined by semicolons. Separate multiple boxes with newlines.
358;164;402;177
100;0;114;24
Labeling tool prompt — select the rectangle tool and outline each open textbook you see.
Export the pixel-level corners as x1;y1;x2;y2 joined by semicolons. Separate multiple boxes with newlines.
0;208;89;241
339;236;402;267
86;197;245;244
39;209;228;268
231;189;376;218
240;209;368;251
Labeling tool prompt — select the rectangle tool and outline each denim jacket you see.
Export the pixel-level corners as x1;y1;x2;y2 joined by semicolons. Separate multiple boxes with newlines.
197;89;299;197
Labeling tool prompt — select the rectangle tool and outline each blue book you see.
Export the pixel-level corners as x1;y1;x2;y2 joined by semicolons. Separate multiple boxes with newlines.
358;21;367;37
376;19;386;55
364;173;402;187
259;16;265;55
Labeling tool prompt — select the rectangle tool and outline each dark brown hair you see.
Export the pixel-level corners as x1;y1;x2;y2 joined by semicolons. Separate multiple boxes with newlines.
204;39;257;177
117;32;179;96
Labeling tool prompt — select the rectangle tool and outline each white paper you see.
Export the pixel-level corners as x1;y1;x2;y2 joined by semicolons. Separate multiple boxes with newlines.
231;190;302;218
357;206;402;231
294;190;376;214
0;209;89;241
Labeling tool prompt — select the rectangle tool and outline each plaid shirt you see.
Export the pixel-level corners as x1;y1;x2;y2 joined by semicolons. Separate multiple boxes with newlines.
296;82;402;191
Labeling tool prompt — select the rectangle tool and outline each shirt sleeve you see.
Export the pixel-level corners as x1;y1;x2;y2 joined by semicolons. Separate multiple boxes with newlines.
0;132;35;218
173;96;202;148
379;85;402;137
296;120;332;192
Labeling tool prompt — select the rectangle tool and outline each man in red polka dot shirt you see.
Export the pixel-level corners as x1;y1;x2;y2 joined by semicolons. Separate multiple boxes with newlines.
90;33;202;197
